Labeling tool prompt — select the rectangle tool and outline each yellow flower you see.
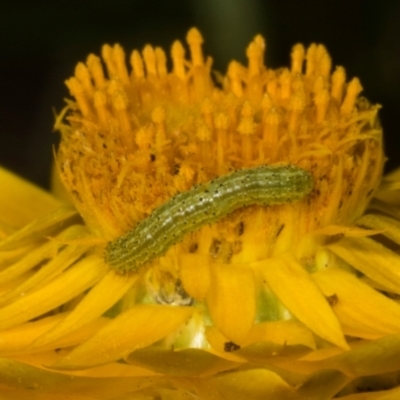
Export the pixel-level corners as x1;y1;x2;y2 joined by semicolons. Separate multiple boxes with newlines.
1;27;400;399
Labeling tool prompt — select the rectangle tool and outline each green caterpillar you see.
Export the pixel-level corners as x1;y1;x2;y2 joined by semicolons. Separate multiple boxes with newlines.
105;165;314;273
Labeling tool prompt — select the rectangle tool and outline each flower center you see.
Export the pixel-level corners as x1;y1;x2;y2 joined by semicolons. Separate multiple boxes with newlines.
56;28;383;263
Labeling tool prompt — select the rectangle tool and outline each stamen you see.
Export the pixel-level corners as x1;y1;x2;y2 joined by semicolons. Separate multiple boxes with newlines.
263;107;281;154
261;93;274;115
237;102;256;162
186;28;204;67
215;112;229;171
101;44;117;77
152;107;167;144
246;38;266;103
279;69;292;101
340;77;363;115
135;127;153;171
201;98;214;130
291;73;305;93
136;126;153;150
171;41;186;80
93;90;109;124
155;47;167;77
291;44;305;74
227;61;244;98
306;43;317;78
313;75;326;94
143;45;157;78
112;90;131;141
130;50;145;79
247;41;261;77
86;54;106;89
267;75;278;101
112;44;130;84
319;52;332;79
75;63;94;98
314;88;330;124
196;124;213;170
187;28;211;100
65;77;92;117
289;90;306;132
331;66;346;105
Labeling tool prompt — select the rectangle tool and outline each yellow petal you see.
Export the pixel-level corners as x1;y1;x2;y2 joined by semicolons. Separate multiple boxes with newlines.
383;166;400;181
53;304;193;369
179;253;211;301
5;240;88;302
313;267;400;339
321;333;400;377
32;270;138;347
329;236;400;294
356;213;400;245
287;333;400;378
0;237;59;288
0;313;108;355
0;388;96;400
256;256;348;349
206;263;256;344
51;161;74;204
0;255;107;330
242;343;314;370
186;368;300;400
0;243;35;272
337;386;400;399
0;205;78;251
296;369;352;400
127;347;238;377
375;167;400;206
0;357;159;398
205;326;253;362
206;320;313;364
32;321;114;360
0;313;66;354
11;350;154;377
0;167;61;231
367;198;400;221
313;224;382;237
0;225;89;306
245;320;316;349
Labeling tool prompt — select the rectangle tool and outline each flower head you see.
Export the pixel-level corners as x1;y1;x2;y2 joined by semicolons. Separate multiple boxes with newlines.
1;28;400;399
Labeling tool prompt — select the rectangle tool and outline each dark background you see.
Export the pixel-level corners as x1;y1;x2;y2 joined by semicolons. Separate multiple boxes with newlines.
1;0;400;189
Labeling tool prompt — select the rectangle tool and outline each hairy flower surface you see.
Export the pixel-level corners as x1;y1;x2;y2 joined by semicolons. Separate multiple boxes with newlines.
1;28;400;399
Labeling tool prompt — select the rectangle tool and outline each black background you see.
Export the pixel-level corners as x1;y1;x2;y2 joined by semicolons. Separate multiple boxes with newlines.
1;0;399;189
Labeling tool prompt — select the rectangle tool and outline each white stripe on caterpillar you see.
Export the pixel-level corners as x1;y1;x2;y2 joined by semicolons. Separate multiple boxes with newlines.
105;165;314;273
